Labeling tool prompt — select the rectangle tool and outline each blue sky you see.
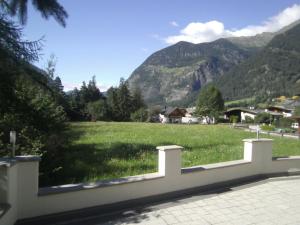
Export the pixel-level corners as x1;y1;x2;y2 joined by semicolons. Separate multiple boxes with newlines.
22;0;300;91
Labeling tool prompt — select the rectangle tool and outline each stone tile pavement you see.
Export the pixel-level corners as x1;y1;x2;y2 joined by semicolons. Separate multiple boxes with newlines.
97;176;300;225
34;176;300;225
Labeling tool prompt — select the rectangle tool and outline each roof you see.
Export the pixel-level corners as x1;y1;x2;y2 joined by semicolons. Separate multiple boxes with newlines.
225;107;259;115
161;107;186;117
267;105;293;112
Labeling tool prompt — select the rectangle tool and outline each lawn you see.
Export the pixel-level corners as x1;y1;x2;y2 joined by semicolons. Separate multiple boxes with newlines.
40;122;300;186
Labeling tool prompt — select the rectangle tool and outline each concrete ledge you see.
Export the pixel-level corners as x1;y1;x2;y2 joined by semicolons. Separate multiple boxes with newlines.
243;138;273;143
17;173;300;225
0;160;16;168
0;155;41;168
273;156;300;161
39;173;164;196
181;160;251;174
156;145;183;151
15;156;41;162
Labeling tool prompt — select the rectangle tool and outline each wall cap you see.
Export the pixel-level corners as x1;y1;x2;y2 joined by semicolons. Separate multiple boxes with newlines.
14;155;41;162
0;155;41;167
156;145;183;151
243;138;273;143
182;160;251;174
39;172;164;196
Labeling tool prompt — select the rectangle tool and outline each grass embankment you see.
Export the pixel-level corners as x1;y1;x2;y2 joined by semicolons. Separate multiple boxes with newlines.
43;122;300;185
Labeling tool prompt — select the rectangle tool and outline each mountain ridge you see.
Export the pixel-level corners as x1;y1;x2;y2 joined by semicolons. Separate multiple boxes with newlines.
127;20;300;106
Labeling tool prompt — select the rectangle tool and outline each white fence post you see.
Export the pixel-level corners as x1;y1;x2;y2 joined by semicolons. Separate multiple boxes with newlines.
157;145;183;178
243;139;273;173
15;156;40;219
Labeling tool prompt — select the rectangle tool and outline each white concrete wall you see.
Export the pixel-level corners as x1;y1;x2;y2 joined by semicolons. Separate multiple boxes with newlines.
241;112;256;121
159;114;169;123
1;139;300;225
182;117;198;124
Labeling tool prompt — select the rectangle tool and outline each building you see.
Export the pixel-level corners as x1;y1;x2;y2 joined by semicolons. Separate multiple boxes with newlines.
224;107;282;123
266;106;293;118
224;108;258;122
159;107;187;123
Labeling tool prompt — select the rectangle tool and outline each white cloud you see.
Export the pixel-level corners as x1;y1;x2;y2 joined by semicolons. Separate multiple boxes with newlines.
63;82;80;91
170;21;179;27
165;4;300;44
63;82;111;92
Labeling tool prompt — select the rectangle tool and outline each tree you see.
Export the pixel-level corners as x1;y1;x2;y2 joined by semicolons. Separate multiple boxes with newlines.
131;87;145;112
196;84;224;123
106;87;121;121
117;78;132;121
4;0;68;27
254;112;272;124
86;100;109;122
87;76;102;102
130;108;148;122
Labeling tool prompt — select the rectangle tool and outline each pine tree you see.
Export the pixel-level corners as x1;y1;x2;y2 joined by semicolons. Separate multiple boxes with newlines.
131;87;145;112
196;84;224;123
117;78;132;121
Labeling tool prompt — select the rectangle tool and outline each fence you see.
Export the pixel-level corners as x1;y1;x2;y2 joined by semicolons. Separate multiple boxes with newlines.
1;139;300;225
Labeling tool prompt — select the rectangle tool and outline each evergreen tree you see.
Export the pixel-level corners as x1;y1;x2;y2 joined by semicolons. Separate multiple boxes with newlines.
196;84;224;123
117;78;132;121
131;87;145;112
4;0;68;27
87;76;102;102
106;87;121;121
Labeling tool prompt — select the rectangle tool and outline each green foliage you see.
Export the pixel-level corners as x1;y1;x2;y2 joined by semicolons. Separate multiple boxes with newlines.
275;117;293;128
86;100;109;122
0;74;67;157
244;116;254;124
294;106;300;116
67;77;147;122
5;0;68;27
116;78;132;121
254;113;272;124
260;125;275;131
196;84;224;121
0;14;67;159
229;115;239;123
130;108;148;122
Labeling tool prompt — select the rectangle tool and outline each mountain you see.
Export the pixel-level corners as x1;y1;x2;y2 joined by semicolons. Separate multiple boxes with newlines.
127;21;300;106
215;23;300;101
128;39;255;106
227;32;274;50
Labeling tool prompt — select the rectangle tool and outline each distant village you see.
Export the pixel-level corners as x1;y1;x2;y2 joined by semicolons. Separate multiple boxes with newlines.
158;96;300;130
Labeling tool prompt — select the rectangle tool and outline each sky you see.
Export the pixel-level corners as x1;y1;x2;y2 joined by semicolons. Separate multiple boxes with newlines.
22;0;300;91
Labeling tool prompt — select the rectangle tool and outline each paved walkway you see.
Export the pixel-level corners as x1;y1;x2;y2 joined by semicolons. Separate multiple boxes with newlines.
99;176;300;225
30;176;300;225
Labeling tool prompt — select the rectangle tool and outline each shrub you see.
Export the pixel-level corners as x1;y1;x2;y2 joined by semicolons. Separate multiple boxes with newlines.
229;115;239;123
254;112;272;124
131;108;148;122
244;116;254;124
260;125;275;131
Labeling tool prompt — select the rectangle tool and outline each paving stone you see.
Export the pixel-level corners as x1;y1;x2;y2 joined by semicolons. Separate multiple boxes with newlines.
47;176;300;225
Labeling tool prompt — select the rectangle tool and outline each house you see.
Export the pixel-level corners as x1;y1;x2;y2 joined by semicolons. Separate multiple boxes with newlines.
182;107;199;124
159;107;187;123
224;108;258;122
224;107;283;123
266;106;293;118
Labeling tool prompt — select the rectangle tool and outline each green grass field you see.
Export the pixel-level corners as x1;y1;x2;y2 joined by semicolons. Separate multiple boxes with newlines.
225;97;255;106
42;122;300;186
